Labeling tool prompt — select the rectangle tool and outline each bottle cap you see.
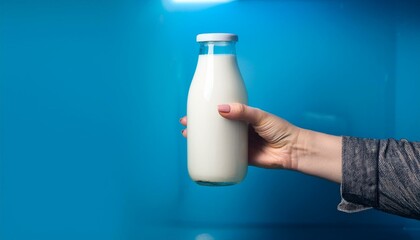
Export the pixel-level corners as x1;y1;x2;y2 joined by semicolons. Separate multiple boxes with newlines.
196;33;238;42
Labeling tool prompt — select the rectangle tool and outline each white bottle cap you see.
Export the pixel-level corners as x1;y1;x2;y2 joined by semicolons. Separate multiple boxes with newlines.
196;33;238;42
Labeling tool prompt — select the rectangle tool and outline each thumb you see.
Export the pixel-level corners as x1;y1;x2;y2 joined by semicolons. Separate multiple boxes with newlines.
218;103;265;125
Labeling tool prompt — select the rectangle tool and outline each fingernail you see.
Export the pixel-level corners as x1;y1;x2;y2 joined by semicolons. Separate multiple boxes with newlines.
179;118;183;122
181;129;185;134
218;104;231;113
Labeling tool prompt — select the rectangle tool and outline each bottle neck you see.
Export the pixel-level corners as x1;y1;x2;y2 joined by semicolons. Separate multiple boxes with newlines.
199;41;236;55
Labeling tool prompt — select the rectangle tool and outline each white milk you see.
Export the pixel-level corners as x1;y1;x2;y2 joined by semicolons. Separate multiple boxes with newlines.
187;54;248;186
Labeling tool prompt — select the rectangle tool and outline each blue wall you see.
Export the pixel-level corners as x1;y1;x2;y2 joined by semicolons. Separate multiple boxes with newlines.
1;0;419;239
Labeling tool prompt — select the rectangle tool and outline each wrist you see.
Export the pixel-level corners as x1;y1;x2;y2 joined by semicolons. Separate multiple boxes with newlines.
292;128;343;183
291;128;312;171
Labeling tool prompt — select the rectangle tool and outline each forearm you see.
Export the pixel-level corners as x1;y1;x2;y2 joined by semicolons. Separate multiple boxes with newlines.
293;128;342;183
341;137;420;219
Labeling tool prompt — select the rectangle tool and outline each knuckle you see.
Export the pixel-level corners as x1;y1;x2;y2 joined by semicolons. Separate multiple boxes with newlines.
236;103;246;114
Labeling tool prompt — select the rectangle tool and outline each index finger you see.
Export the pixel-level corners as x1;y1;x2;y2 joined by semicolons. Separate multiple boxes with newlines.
180;116;187;126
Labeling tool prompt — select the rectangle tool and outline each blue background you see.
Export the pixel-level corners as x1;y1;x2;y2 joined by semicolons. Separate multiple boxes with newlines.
1;0;420;239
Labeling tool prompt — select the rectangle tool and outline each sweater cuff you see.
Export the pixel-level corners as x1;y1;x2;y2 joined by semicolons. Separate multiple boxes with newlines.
339;136;379;209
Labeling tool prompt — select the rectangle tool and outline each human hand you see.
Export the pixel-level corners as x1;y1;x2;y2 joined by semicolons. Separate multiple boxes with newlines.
181;103;342;183
180;103;302;171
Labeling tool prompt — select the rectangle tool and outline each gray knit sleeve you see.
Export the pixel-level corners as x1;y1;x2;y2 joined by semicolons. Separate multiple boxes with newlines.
337;136;420;220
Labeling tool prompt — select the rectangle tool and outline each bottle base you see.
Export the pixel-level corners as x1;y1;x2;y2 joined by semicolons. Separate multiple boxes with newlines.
195;180;237;186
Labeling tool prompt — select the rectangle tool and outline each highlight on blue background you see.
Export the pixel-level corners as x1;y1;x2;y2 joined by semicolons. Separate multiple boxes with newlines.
1;0;420;239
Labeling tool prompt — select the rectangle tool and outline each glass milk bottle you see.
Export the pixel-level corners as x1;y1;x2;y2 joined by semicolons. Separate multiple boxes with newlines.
187;33;248;186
